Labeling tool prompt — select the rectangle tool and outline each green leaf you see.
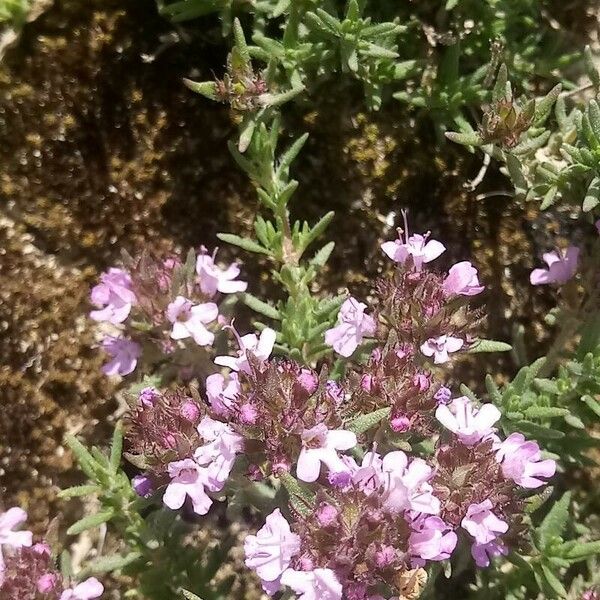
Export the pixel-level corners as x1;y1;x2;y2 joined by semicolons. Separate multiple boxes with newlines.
538;491;571;549
564;414;585;429
541;563;567;598
523;406;569;419
182;591;204;600
492;63;508;102
516;421;565;440
232;18;250;66
583;175;600;212
67;509;115;536
533;84;561;127
243;293;280;320
445;131;483;147
279;473;315;518
78;551;143;576
505;153;528;196
468;339;512;353
562;540;600;560
58;485;100;499
60;550;73;579
347;407;391;434
110;422;123;474
65;435;99;479
303;211;335;250
583;395;600;418
183;79;218;101
584;46;600;89
261;85;305;108
217;233;270;255
276;134;309;179
309;242;335;268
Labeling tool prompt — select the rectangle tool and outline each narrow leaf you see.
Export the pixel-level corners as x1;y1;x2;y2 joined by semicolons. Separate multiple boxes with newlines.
67;509;115;536
217;233;270;255
347;407;391;434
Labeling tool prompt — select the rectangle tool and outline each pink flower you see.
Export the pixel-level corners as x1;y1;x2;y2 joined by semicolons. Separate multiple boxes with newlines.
132;474;153;498
101;336;141;376
196;248;248;297
38;572;59;593
381;214;445;271
280;568;343;600
380;451;440;515
205;372;240;416
530;246;579;285
89;268;136;324
435;397;501;446
167;296;218;346
163;458;213;515
420;335;464;364
138;387;160;407
443;261;484;296
244;509;300;593
0;507;33;573
194;417;243;491
461;500;508;544
297;424;357;482
60;577;104;600
495;433;556;488
471;539;508;568
215;328;276;373
409;516;457;566
324;297;376;357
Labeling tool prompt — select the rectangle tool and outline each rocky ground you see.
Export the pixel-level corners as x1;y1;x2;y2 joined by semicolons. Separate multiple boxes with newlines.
0;0;597;595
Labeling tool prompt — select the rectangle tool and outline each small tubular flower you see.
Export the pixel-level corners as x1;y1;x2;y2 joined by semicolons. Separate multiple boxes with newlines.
470;540;508;568
325;297;376;357
215;328;276;373
381;213;445;271
296;424;357;482
409;516;457;566
167;296;218;346
196;248;248;297
420;335;464;364
101;336;140;376
60;578;104;600
244;509;300;593
205;372;240;416
442;261;484;297
163;458;213;515
461;500;508;544
194;417;243;491
381;232;446;271
530;246;579;285
495;433;556;488
0;508;32;573
280;568;343;600
381;451;440;515
89;268;136;324
435;397;500;446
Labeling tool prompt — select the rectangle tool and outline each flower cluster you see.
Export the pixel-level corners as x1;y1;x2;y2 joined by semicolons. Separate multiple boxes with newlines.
125;387;243;515
104;217;564;600
0;509;102;600
241;390;555;598
89;247;247;377
243;448;442;599
434;396;555;566
325;216;484;364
